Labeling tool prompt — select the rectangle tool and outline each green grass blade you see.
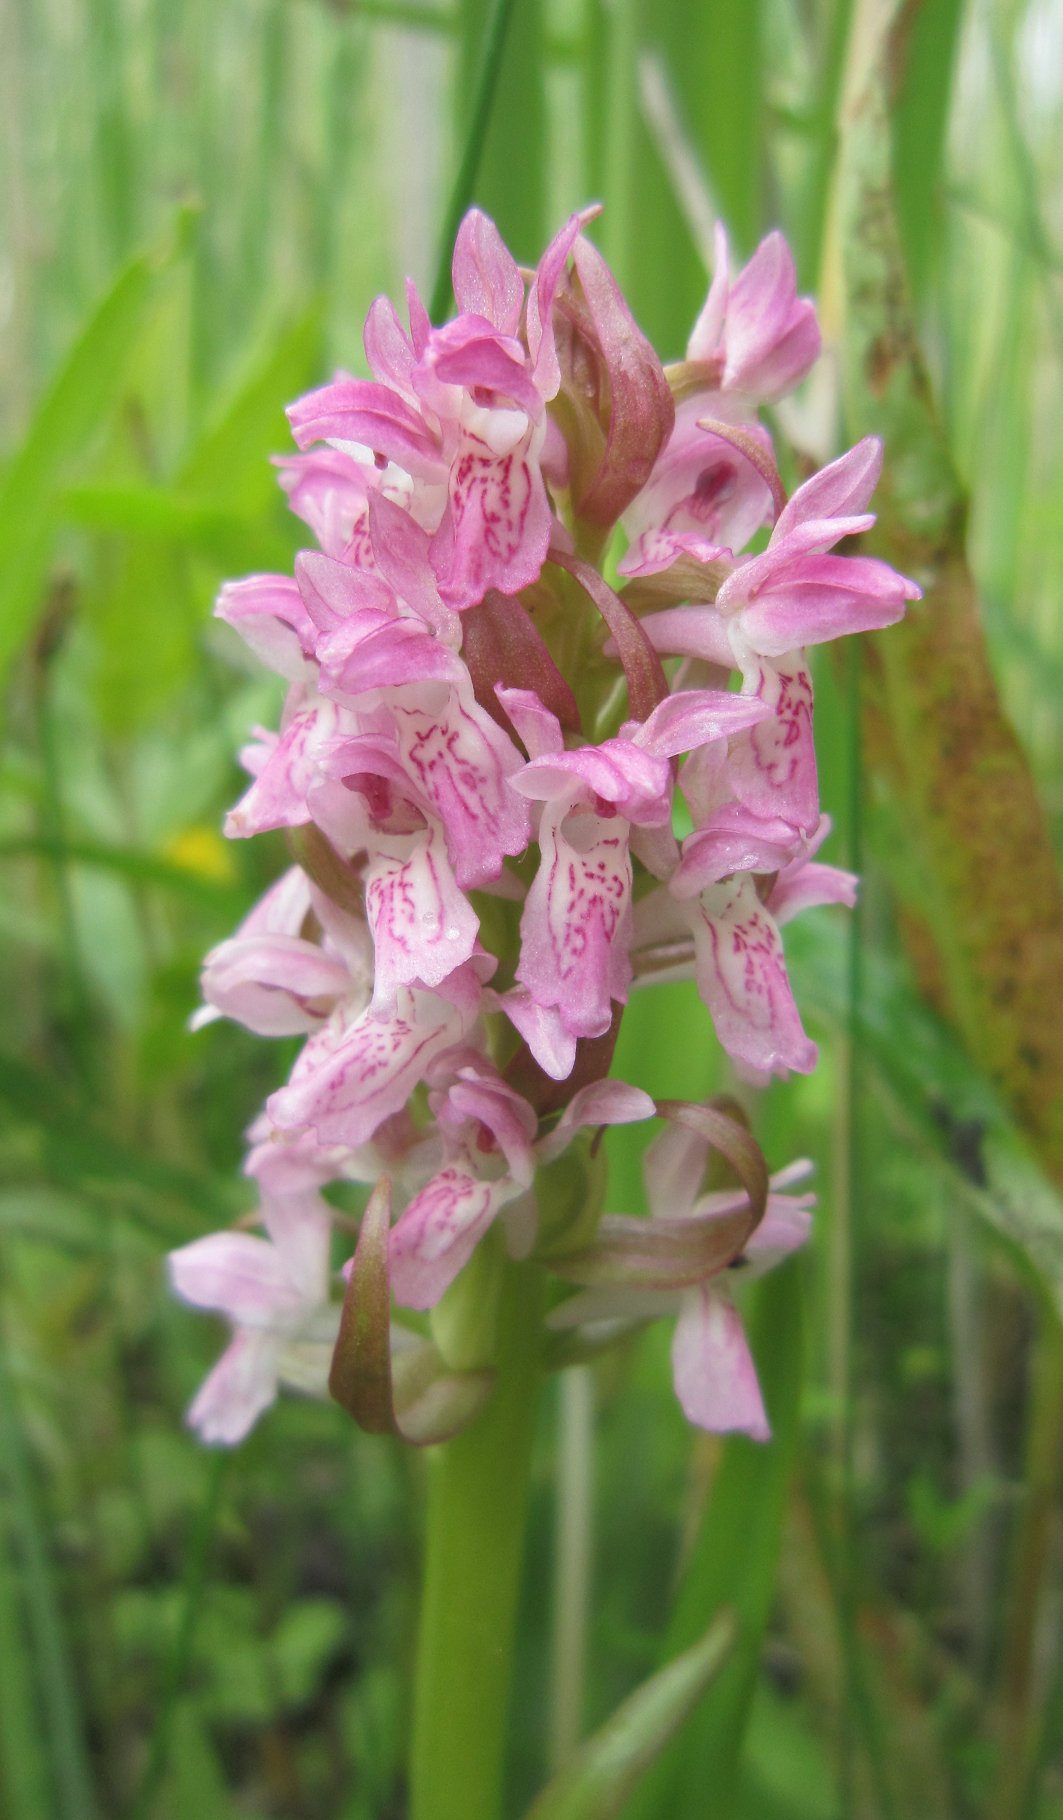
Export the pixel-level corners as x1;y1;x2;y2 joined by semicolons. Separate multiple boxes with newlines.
457;0;547;259
129;1451;229;1820
0;1319;96;1819
890;0;964;303
624;1266;804;1819
658;0;764;258
429;0;520;321
523;1610;736;1820
0;1491;53;1820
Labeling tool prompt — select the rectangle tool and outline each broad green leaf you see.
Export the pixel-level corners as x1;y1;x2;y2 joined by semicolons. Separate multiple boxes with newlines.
176;305;324;511
522;1610;736;1820
63;481;255;544
0;213;190;686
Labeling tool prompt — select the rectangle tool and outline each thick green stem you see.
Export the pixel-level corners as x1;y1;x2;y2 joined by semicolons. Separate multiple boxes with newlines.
410;1259;544;1820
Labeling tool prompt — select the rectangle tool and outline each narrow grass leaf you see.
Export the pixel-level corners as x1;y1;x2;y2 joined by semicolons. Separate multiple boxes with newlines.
0;1321;96;1819
522;1610;736;1820
625;1266;803;1819
0;1496;52;1820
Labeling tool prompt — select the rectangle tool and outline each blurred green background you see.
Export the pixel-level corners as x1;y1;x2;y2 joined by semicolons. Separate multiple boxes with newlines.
2;0;1063;1814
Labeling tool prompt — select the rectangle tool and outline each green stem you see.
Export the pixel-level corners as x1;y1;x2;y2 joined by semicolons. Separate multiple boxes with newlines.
410;1259;544;1820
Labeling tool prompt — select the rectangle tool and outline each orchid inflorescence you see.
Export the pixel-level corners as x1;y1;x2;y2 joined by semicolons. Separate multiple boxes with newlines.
169;207;919;1449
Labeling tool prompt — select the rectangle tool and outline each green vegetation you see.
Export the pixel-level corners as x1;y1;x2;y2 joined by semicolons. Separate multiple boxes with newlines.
2;0;1062;1813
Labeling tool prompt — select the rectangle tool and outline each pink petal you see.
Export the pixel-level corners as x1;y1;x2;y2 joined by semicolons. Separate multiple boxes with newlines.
673;804;801;898
739;555;916;655
513;740;672;825
428;319;542;418
671;1285;770;1438
527;208;599;399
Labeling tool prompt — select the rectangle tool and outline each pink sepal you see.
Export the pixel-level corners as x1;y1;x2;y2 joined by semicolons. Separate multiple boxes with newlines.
224;697;340;838
363;294;417;394
452;209;525;335
537;1079;655;1163
217;575;316;679
688;228;820;403
526;207;600;399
